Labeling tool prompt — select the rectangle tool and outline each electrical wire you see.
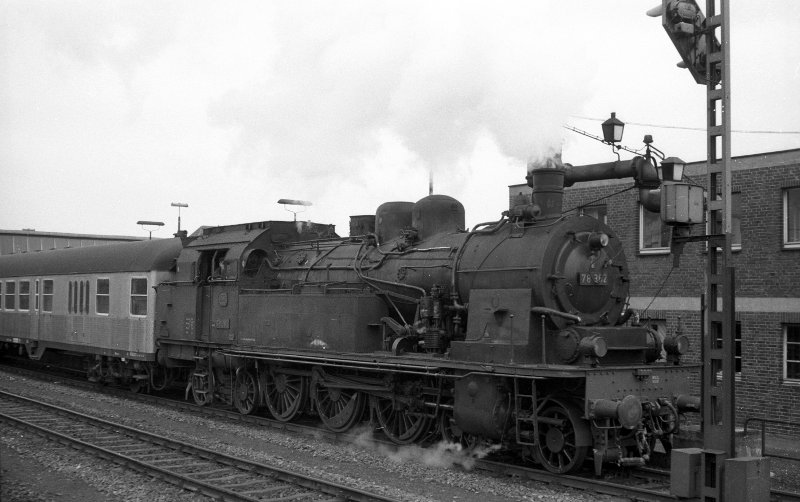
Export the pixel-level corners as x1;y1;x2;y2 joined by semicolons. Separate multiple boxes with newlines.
570;115;800;135
640;265;675;319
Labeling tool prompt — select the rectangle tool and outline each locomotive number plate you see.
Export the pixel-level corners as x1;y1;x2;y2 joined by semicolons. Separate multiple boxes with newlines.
579;273;608;286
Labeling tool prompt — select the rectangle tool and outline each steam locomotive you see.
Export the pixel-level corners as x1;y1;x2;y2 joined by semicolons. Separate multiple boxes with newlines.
0;157;699;475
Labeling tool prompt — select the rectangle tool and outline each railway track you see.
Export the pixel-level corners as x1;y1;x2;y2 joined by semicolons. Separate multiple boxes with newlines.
0;389;399;502
3;362;799;502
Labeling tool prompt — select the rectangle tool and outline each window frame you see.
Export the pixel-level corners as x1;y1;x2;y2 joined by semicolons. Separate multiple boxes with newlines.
130;277;148;317
783;187;800;249
18;280;30;311
4;281;16;310
639;204;671;255
42;280;53;313
96;278;110;315
785;323;800;383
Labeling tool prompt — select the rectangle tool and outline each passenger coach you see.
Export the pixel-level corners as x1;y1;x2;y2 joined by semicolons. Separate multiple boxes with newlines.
0;238;182;389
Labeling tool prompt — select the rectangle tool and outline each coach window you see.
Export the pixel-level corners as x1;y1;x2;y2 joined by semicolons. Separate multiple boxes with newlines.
4;281;15;310
84;280;90;314
19;281;30;311
79;281;85;313
96;279;110;315
784;187;800;249
42;280;53;312
639;204;670;255
35;280;40;311
0;282;3;310
130;278;148;316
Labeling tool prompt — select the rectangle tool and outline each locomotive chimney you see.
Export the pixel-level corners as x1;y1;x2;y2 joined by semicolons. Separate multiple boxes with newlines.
526;156;566;220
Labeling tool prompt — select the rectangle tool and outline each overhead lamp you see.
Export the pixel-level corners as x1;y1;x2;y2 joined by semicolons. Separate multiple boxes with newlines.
601;112;625;144
658;156;686;182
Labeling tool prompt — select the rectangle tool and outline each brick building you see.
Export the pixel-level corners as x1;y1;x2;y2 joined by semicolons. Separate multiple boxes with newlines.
510;148;800;435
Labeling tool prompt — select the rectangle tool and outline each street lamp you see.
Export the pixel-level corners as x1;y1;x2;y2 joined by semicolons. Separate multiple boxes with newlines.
278;199;312;222
601;112;625;144
137;220;164;240
171;202;188;235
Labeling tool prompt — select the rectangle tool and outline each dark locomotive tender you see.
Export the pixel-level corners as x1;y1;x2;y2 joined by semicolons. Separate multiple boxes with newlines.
0;157;699;475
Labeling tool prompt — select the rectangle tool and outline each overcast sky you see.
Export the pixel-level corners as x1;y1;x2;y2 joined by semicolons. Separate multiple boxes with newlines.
2;0;799;238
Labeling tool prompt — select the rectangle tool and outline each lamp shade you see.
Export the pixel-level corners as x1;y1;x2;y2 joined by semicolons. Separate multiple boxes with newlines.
601;112;625;143
659;156;686;182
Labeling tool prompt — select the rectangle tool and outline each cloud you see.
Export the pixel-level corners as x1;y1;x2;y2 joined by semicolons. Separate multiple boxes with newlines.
208;0;597;189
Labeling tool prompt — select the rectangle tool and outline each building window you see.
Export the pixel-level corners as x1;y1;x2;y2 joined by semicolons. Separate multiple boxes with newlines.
580;205;608;224
786;324;800;382
4;282;15;310
130;278;148;316
96;279;110;315
42;280;53;312
639;205;670;254
784;187;800;249
19;281;30;311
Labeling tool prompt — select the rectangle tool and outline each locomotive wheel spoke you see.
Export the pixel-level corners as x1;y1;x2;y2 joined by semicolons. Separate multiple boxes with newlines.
265;371;306;422
372;395;431;445
233;370;258;415
312;382;365;433
536;405;588;474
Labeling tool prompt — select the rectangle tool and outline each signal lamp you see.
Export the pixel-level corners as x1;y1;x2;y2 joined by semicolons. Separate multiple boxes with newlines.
658;156;686;182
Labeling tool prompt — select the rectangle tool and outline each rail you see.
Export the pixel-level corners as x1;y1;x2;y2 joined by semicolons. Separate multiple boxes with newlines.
743;417;800;462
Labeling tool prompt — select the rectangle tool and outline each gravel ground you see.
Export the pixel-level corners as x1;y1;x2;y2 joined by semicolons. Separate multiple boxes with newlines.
0;372;609;502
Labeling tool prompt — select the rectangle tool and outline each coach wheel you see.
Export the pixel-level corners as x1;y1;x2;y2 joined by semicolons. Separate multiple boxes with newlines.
265;371;306;422
372;395;432;445
312;382;365;433
439;408;480;449
535;404;589;474
130;366;149;394
233;369;258;415
192;369;213;406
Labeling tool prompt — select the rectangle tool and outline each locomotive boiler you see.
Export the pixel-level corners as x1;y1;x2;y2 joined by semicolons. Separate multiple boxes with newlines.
154;156;699;475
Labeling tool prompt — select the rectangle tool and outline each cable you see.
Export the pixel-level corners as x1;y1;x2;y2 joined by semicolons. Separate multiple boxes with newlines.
570;115;800;135
640;265;675;318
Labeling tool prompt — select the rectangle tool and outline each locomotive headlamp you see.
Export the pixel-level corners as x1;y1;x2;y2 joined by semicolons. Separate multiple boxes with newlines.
601;112;625;144
589;232;610;251
579;335;607;358
657;156;686;182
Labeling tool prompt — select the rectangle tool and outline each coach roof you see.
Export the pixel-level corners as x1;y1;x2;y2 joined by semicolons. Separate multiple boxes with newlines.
0;238;183;278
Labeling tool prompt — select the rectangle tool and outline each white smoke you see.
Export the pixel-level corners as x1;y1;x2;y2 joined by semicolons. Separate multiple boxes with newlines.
350;425;502;471
208;1;597;198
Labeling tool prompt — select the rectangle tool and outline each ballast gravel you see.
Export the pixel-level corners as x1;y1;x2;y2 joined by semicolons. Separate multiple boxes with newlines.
0;371;616;502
